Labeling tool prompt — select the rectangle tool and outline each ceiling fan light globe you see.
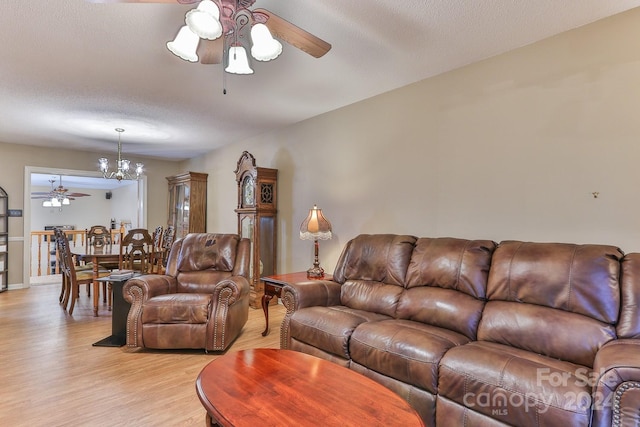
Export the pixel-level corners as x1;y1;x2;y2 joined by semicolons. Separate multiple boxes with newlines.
42;201;52;208
185;0;222;40
167;26;200;62
225;46;254;74
135;163;144;176
250;24;283;61
62;198;70;205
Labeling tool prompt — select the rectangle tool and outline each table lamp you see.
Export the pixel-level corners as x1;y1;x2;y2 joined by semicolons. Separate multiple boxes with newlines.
299;204;332;278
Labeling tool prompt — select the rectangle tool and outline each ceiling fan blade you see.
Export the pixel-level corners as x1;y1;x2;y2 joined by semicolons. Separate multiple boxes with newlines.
67;193;91;197
86;0;198;4
198;38;224;64
253;8;331;59
31;192;52;195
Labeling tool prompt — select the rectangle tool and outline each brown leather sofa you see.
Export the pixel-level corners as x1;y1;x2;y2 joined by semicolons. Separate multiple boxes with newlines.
123;233;250;352
280;234;640;426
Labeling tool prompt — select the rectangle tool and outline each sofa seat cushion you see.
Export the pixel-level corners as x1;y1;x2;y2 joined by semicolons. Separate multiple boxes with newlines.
289;306;391;359
350;319;470;394
439;341;593;427
142;293;211;324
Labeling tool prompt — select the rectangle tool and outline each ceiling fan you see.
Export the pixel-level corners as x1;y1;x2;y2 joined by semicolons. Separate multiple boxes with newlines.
88;0;331;65
31;176;91;203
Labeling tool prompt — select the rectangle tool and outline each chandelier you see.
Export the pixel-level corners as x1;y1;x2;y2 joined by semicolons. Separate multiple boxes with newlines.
98;128;144;181
166;0;284;75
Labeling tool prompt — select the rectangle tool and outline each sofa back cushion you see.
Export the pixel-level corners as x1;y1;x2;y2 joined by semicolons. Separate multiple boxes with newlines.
333;234;416;316
479;241;622;366
396;238;496;339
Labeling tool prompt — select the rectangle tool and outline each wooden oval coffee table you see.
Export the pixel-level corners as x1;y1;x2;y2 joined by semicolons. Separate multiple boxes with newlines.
196;348;425;427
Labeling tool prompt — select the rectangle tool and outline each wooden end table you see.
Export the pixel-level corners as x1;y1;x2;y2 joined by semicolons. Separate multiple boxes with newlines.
196;348;425;427
260;272;332;337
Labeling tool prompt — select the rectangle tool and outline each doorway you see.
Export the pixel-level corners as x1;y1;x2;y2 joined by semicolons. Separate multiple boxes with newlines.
23;166;147;288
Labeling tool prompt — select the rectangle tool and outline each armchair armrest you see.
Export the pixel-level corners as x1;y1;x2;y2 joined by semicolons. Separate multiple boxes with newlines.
210;275;250;306
123;274;177;304
592;339;640;426
207;275;250;351
123;274;177;347
280;279;341;349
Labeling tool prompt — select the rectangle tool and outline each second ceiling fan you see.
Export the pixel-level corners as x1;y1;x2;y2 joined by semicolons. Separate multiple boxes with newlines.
31;176;91;206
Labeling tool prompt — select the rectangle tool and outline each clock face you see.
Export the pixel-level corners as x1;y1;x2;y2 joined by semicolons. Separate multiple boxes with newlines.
243;176;255;206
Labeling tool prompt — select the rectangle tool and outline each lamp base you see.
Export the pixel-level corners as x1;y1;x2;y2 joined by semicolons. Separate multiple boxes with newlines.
306;265;325;279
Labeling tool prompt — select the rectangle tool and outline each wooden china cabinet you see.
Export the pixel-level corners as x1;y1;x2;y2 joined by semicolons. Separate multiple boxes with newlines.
234;152;278;309
167;172;208;240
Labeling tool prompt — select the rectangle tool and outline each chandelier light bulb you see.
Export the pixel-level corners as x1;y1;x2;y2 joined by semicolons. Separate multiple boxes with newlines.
99;158;109;173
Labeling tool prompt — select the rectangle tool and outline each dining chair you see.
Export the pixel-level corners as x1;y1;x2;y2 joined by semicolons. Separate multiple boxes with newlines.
86;225;111;247
53;227;90;301
86;225;120;304
160;225;175;271
120;228;154;273
148;226;164;274
54;228;70;305
56;228;110;315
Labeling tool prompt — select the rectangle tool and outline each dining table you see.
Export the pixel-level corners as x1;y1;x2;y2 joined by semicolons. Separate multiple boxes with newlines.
72;244;121;316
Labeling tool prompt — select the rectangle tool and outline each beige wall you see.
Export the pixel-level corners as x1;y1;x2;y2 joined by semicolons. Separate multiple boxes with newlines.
0;141;183;287
185;8;640;275
3;8;640;285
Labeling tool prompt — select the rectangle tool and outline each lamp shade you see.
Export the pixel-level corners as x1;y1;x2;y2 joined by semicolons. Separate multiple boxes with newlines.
250;23;283;61
225;46;254;74
167;25;200;62
300;205;332;240
185;0;222;40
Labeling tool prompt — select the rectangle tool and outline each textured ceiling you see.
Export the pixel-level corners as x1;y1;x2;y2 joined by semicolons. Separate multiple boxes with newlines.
2;0;640;161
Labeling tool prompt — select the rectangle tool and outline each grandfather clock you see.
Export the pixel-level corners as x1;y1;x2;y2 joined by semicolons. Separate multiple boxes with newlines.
234;151;278;309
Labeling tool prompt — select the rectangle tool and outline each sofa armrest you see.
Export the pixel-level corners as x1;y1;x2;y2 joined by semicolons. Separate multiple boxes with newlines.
281;280;342;312
592;339;640;426
123;274;177;347
280;279;341;349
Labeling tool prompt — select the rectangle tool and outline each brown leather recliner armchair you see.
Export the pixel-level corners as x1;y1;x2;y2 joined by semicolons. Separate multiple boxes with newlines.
123;233;250;352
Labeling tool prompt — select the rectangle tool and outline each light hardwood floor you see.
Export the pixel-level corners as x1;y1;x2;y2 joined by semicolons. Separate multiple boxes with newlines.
0;283;285;426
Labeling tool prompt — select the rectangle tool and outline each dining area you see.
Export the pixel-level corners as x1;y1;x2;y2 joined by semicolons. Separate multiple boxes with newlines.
51;224;175;317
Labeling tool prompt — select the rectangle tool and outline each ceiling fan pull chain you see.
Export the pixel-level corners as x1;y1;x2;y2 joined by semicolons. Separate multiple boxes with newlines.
223;35;228;94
